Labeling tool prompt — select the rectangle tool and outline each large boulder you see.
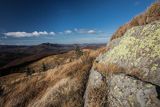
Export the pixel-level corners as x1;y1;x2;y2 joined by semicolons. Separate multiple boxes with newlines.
85;21;160;107
100;21;160;86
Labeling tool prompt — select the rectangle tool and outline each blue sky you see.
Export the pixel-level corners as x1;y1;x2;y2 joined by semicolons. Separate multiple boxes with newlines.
0;0;155;45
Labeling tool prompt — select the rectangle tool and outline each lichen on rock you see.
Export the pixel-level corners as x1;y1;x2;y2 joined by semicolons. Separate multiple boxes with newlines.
99;21;160;86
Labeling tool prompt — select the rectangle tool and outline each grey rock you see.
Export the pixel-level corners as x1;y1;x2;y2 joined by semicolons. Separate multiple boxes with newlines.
84;69;107;107
107;74;160;107
99;21;160;86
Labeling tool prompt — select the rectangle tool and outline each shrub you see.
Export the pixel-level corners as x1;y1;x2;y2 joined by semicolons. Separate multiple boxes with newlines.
74;45;83;58
25;67;34;76
42;63;47;71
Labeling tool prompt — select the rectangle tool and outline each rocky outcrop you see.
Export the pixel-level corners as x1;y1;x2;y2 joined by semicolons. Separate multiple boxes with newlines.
84;21;160;107
100;21;160;86
84;69;107;107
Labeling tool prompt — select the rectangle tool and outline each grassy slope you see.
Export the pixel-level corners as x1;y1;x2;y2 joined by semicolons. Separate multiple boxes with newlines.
0;47;106;107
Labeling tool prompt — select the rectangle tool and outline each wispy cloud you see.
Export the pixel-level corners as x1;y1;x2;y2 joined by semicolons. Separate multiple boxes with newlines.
87;30;97;34
64;30;72;34
49;32;56;35
3;31;55;38
74;28;101;34
3;28;103;38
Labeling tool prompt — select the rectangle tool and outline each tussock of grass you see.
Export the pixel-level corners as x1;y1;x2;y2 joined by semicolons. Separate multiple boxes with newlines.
93;62;124;75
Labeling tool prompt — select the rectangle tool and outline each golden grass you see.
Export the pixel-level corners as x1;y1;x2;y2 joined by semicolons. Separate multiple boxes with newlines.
0;47;106;107
26;50;77;73
23;47;105;74
0;73;47;107
93;62;125;75
85;83;108;107
147;2;160;16
110;2;160;41
29;55;93;107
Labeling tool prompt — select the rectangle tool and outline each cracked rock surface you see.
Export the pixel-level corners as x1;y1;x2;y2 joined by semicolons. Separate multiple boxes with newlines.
107;74;160;107
85;21;160;107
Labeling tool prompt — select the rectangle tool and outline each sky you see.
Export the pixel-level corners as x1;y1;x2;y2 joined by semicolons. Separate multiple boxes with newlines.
0;0;155;45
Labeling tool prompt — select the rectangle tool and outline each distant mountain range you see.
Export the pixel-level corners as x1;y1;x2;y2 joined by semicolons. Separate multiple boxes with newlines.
0;43;105;76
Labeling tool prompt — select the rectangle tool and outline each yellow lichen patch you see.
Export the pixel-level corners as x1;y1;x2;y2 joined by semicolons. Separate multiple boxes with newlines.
102;21;160;72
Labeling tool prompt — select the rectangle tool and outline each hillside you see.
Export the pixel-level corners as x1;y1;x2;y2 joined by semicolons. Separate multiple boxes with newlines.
0;47;106;107
0;43;105;76
0;43;75;68
1;2;160;107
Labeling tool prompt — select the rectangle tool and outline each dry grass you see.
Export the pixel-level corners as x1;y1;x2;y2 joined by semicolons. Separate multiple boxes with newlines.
85;84;108;107
0;47;106;107
23;50;77;73
147;2;160;16
30;55;93;107
93;62;143;82
111;2;160;41
21;48;105;74
0;73;47;107
0;73;26;85
89;47;106;58
93;62;125;75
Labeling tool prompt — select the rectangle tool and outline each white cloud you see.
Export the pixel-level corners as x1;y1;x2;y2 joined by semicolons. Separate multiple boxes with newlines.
74;28;98;34
4;32;30;37
49;32;56;35
87;30;97;34
65;30;72;34
59;29;99;35
3;28;102;38
75;29;86;34
3;31;55;38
